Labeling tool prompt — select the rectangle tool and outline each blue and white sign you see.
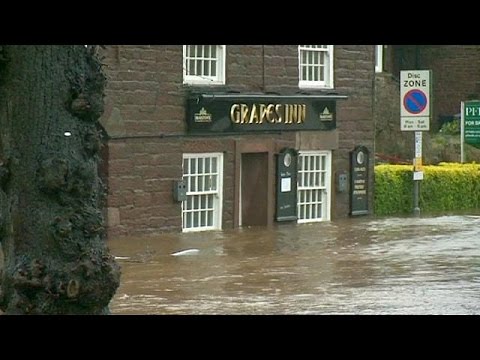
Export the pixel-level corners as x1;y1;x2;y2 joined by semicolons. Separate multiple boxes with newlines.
400;70;431;131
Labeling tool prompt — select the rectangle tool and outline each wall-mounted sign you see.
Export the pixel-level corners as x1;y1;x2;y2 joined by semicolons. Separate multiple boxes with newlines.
350;145;369;216
186;93;347;134
276;148;298;222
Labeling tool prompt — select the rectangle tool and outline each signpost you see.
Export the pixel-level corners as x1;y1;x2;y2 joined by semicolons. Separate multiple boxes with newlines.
461;101;480;162
400;70;431;216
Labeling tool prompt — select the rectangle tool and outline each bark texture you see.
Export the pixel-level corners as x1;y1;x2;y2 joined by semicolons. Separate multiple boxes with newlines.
0;45;120;314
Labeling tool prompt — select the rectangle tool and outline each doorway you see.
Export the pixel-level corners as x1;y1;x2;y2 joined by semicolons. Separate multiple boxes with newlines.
240;152;268;227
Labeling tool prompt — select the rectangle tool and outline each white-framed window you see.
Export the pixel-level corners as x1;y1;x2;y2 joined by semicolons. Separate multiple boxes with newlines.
183;45;226;85
182;153;223;232
298;45;334;89
297;151;332;223
375;45;384;73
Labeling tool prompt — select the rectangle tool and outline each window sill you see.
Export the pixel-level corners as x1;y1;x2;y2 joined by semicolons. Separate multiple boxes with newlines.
299;84;334;91
183;79;225;86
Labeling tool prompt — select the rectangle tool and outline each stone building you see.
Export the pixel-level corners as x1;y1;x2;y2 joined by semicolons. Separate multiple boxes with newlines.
99;45;376;237
374;45;480;162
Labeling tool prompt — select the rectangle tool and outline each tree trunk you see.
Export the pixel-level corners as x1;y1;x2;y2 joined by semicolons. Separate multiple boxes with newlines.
0;45;120;314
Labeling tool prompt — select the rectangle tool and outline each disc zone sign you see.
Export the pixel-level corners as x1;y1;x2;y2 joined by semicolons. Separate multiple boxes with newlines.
400;70;431;131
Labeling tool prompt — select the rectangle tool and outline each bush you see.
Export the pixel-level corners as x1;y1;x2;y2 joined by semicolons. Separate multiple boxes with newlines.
439;119;460;135
374;162;480;215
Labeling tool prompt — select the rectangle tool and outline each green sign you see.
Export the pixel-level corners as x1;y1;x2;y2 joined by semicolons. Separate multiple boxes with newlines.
464;101;480;149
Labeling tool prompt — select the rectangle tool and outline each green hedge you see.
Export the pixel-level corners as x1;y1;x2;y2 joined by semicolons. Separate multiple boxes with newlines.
374;163;480;216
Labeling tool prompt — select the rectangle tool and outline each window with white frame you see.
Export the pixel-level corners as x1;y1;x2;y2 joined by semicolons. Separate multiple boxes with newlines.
182;153;223;232
375;45;384;73
183;45;226;85
298;45;334;89
297;151;332;223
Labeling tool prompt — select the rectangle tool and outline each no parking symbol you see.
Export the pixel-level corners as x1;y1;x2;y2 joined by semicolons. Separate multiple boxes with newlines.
403;89;427;114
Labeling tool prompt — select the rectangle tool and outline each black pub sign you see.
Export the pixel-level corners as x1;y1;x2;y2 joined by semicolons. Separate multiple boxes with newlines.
276;148;298;222
350;145;369;216
186;93;347;133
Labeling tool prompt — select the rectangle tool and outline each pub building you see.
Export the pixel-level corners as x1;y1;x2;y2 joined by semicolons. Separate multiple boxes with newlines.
99;45;375;237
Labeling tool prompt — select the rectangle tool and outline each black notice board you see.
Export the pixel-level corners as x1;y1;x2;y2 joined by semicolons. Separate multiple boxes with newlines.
350;146;369;216
276;148;298;222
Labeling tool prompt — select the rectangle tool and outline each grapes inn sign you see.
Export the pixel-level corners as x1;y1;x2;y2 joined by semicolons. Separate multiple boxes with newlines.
186;93;348;133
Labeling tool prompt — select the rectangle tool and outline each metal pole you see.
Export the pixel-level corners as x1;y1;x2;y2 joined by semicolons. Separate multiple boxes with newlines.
413;180;420;217
413;131;422;217
461;101;465;163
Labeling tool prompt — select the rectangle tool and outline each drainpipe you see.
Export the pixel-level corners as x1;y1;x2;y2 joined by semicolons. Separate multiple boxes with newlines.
262;45;266;92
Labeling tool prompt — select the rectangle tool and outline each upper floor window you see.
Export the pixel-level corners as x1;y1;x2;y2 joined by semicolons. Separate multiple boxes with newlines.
298;45;334;89
183;45;226;85
375;45;384;73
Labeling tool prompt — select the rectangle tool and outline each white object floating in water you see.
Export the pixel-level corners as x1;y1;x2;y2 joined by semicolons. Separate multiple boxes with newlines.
171;249;200;257
64;131;72;137
114;256;131;260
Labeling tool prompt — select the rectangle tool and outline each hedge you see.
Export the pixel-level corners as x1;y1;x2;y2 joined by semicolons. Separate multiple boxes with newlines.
374;163;480;216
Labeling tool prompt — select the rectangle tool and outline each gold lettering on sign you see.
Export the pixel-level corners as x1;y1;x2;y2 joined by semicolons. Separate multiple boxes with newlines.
229;103;307;125
241;104;249;124
285;105;293;124
285;104;306;124
259;104;267;124
266;104;276;123
249;104;258;124
230;104;240;124
275;104;283;123
300;104;306;123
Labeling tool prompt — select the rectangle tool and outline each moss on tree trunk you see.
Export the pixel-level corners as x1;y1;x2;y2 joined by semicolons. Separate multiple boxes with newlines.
0;45;120;314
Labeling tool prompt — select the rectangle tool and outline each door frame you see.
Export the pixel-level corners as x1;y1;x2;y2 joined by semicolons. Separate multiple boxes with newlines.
234;140;276;229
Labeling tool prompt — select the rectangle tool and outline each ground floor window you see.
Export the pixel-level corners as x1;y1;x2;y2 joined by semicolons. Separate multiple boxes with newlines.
182;153;223;232
297;151;332;223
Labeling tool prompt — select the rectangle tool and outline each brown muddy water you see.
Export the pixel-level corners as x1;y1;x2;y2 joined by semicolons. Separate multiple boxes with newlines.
107;214;480;315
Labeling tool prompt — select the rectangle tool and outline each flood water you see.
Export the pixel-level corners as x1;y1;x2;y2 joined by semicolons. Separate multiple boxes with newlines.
108;214;480;315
